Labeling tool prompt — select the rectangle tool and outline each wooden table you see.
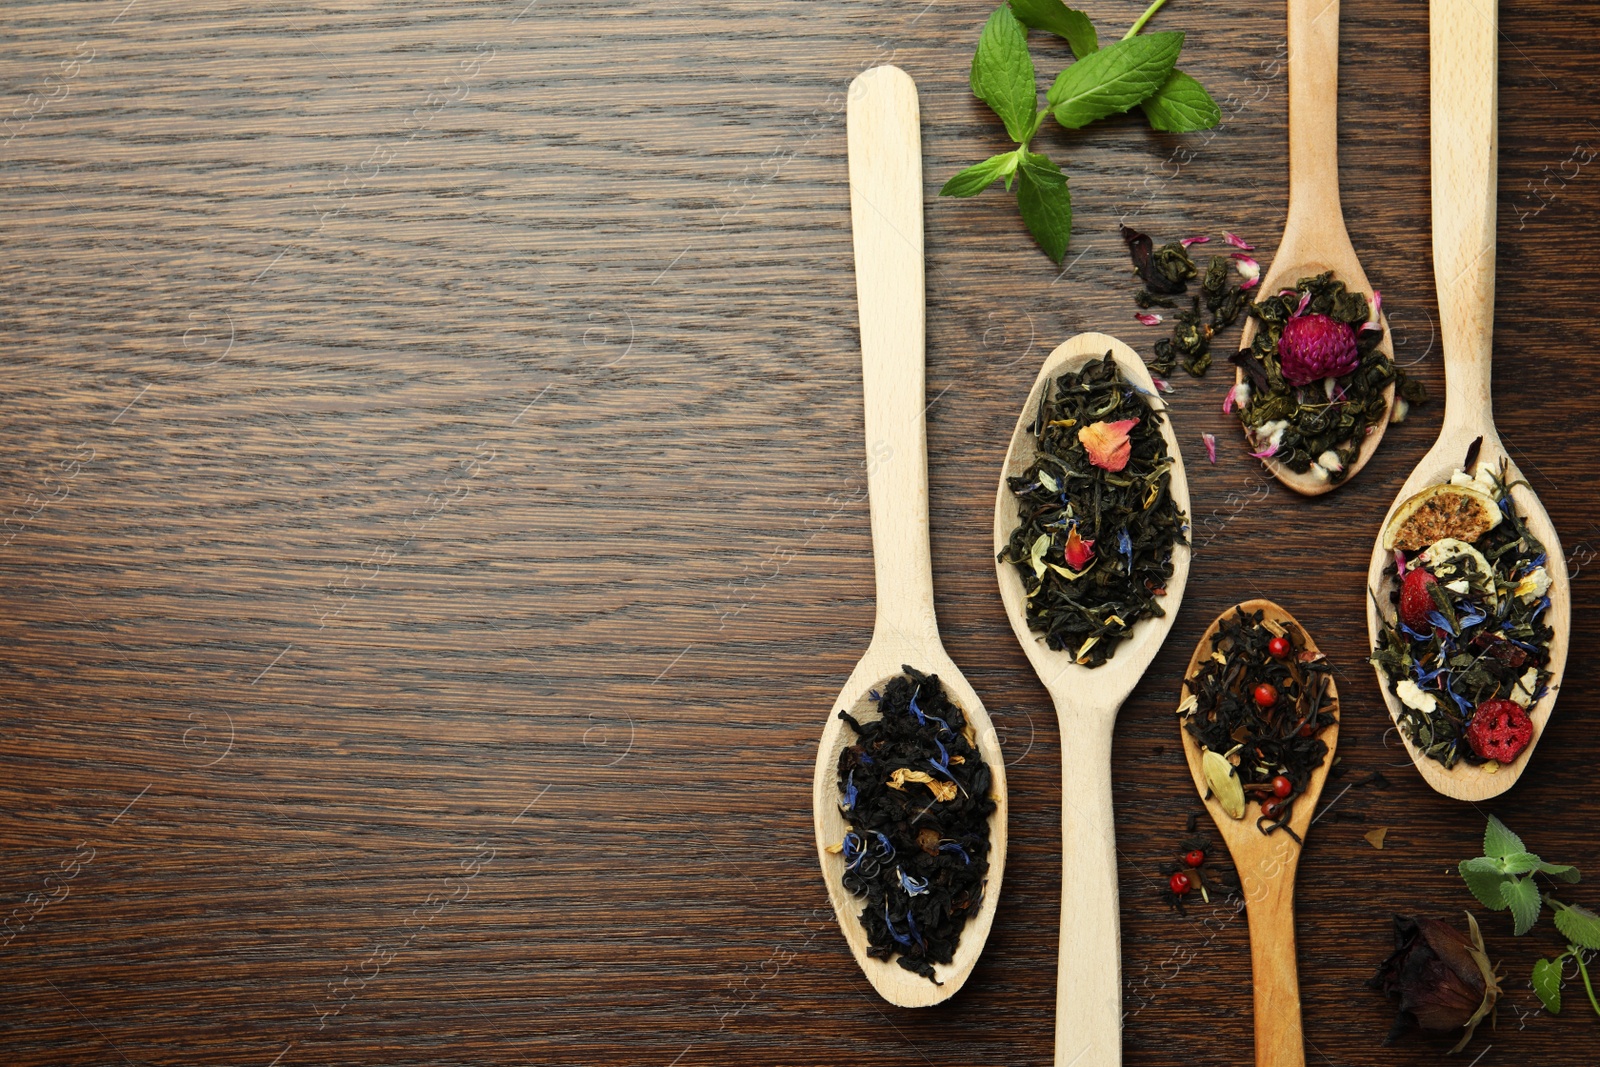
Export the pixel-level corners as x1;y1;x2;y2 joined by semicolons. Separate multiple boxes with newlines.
3;1;1596;1063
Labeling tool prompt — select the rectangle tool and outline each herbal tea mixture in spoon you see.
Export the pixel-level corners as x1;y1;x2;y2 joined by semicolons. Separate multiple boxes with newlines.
831;667;996;982
1228;273;1424;484
1370;449;1554;768
997;353;1186;666
1178;607;1337;839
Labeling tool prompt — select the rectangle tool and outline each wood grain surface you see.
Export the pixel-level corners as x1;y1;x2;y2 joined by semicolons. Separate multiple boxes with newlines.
2;0;1597;1064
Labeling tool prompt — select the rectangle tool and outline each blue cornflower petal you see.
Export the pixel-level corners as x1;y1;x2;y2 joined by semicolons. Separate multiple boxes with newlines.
884;905;912;947
1532;596;1551;622
868;689;882;703
907;687;926;725
1118;528;1133;566
904;909;924;947
872;832;895;860
841;770;857;810
939;842;972;864
1426;611;1456;636
1456;607;1487;631
897;868;929;896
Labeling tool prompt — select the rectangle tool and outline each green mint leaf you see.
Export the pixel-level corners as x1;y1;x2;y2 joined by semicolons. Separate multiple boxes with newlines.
1008;0;1097;59
1499;851;1544;875
1014;152;1071;262
1047;31;1182;129
1484;814;1525;859
1537;859;1582;883
972;5;1039;144
1554;902;1600;952
1500;874;1542;935
1532;956;1564;1014
1460;859;1512;910
940;152;1020;197
1139;68;1221;132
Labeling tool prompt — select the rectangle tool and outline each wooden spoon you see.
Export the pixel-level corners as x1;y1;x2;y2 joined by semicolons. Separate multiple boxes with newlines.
1177;600;1340;1067
1364;0;1569;801
1234;0;1396;495
994;333;1191;1067
811;64;1008;1008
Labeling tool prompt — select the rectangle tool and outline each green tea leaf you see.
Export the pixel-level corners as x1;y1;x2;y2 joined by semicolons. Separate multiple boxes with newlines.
940;152;1020;197
1532;956;1563;1014
1459;858;1511;910
1554;902;1600;951
1047;31;1182;129
972;5;1039;144
1484;814;1525;859
1500;875;1542;935
1139;68;1221;132
1008;0;1097;59
1537;859;1582;883
1014;152;1072;262
1499;851;1544;875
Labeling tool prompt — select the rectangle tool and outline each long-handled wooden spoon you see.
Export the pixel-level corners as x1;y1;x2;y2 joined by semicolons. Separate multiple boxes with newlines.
1364;0;1569;801
994;333;1190;1067
1235;0;1396;495
1177;600;1340;1067
811;64;1007;1007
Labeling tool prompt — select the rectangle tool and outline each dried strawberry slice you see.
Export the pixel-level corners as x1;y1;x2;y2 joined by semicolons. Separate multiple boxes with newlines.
1465;699;1533;764
1398;567;1440;631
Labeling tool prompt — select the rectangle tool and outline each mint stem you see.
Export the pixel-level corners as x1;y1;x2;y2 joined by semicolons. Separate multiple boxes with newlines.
1123;0;1173;39
1578;949;1600;1018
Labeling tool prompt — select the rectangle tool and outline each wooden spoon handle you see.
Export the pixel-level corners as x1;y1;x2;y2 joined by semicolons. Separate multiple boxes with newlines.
1243;853;1305;1067
1430;0;1498;436
846;65;937;645
1282;0;1349;256
1054;720;1122;1067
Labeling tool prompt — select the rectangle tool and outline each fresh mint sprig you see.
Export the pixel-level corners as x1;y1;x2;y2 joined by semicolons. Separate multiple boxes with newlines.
941;0;1221;263
1459;815;1600;1017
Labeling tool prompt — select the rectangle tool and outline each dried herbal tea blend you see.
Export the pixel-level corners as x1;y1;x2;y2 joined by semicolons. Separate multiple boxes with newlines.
1178;607;1337;839
1121;226;1255;377
1370;452;1554;768
1229;272;1425;484
832;667;995;982
998;353;1186;666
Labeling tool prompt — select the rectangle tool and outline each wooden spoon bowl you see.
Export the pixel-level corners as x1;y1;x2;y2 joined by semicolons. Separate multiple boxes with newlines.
810;63;1007;1007
1177;599;1339;1067
994;332;1190;1067
1233;0;1395;495
1365;0;1569;801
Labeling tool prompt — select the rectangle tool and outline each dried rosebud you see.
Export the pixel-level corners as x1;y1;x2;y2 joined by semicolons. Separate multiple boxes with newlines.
1369;913;1501;1054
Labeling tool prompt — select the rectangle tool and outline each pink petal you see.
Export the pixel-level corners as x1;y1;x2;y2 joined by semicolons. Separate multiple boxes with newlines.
1371;289;1383;317
1294;291;1313;316
1079;418;1140;472
1249;445;1279;460
1223;232;1254;250
1239;276;1260;291
1064;525;1096;570
1180;235;1211;248
1135;312;1164;326
1150;376;1172;394
1202;433;1217;464
1221;387;1235;414
1393;549;1408;573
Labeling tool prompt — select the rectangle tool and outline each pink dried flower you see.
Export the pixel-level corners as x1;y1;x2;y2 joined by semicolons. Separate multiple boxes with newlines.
1231;253;1259;281
1278;313;1360;386
1180;235;1211;248
1202;432;1217;464
1151;375;1172;393
1361;289;1384;333
1135;312;1164;326
1249;441;1279;460
1239;275;1260;291
1222;382;1250;414
1222;232;1254;250
1294;290;1313;316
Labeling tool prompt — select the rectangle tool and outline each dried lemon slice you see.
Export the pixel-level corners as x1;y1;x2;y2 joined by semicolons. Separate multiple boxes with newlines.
1381;482;1502;551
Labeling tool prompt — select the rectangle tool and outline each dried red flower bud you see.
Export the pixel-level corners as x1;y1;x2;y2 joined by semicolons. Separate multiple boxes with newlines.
1369;913;1501;1054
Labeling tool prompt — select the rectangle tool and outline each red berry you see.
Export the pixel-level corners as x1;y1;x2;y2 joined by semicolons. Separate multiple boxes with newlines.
1169;871;1193;895
1465;698;1534;764
1277;312;1359;386
1271;775;1293;798
1253;683;1278;707
1261;797;1286;820
1184;849;1205;868
1268;636;1291;659
1298;722;1314;738
1399;567;1440;631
